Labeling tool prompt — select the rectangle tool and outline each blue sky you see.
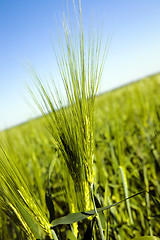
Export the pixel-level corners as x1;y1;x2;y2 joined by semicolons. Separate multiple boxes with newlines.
0;0;160;131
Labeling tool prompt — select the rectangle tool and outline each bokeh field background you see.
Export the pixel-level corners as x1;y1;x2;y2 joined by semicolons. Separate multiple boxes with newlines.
1;73;160;239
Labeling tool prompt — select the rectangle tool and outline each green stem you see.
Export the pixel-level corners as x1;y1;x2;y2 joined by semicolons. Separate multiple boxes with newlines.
91;183;105;240
51;229;59;240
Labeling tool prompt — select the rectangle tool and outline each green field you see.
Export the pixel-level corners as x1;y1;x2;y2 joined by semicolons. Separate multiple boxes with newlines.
0;73;160;239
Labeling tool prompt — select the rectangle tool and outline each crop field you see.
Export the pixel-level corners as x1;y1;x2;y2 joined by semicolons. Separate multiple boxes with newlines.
0;1;160;238
0;73;160;239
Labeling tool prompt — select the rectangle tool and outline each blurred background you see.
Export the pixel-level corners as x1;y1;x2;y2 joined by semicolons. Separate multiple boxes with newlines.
0;0;160;131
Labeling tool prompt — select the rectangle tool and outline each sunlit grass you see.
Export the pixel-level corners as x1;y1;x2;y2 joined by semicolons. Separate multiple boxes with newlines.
0;144;54;239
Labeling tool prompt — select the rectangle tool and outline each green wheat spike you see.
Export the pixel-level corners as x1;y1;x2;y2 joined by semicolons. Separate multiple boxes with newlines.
29;0;109;212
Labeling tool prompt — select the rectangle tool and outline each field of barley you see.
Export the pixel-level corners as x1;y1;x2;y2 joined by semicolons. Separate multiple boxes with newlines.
0;73;160;239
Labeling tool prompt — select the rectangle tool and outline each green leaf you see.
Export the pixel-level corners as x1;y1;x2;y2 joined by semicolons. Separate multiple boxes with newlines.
15;200;42;239
51;190;145;227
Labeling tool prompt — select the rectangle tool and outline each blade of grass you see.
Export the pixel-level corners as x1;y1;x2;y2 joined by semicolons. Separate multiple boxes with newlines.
51;190;145;227
119;166;133;225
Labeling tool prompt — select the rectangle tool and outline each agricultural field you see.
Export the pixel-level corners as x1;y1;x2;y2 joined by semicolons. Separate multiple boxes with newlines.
0;73;160;239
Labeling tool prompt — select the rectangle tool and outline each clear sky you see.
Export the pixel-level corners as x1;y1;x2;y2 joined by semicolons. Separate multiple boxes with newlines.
1;0;160;131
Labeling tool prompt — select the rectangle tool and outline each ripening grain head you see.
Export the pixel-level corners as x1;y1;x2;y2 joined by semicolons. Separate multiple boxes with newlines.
29;0;109;211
